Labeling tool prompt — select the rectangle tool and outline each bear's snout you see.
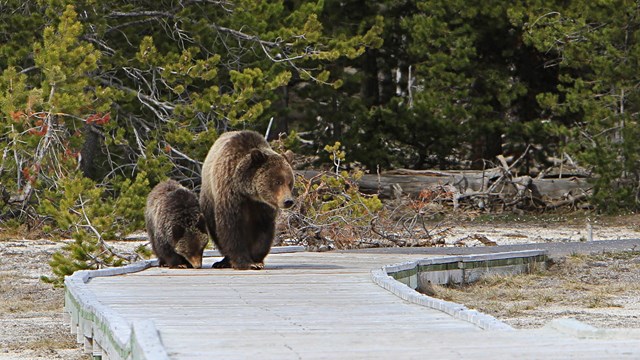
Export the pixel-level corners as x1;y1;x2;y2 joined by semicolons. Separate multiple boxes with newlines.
188;256;203;269
283;198;295;209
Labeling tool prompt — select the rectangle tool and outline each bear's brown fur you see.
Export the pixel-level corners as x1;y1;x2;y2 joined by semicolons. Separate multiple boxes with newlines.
145;179;209;268
199;130;294;270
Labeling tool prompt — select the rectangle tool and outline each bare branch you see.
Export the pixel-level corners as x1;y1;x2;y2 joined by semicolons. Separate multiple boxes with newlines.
214;25;280;47
108;11;174;18
78;194;142;264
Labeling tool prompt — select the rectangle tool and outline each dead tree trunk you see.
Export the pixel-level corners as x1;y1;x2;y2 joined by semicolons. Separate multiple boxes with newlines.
297;168;591;211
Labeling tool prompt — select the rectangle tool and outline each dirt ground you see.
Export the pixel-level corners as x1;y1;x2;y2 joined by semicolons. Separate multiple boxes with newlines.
1;214;639;359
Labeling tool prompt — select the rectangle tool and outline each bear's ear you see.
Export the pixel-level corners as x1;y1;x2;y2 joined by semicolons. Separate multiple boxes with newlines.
250;149;268;165
283;149;294;165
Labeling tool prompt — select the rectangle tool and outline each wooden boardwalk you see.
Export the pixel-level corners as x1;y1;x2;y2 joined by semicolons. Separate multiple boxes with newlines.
65;250;640;359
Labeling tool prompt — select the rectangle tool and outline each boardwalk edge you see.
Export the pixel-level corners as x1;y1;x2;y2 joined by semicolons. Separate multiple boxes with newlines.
64;246;304;359
64;258;169;360
371;250;554;331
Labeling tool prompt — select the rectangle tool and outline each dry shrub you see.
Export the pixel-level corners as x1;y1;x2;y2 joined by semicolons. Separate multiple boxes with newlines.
277;171;454;250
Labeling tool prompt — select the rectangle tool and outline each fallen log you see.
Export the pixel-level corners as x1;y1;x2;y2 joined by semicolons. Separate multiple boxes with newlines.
297;169;591;199
296;169;592;211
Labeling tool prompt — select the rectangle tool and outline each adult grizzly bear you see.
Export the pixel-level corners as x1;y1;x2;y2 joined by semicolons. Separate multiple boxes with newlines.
145;179;209;268
200;130;294;270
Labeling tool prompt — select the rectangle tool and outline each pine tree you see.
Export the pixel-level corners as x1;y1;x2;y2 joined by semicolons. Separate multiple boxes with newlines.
0;1;383;281
518;0;640;211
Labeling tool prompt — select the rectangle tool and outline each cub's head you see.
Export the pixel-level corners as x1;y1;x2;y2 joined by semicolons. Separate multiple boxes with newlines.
173;214;209;269
247;149;295;210
168;187;208;269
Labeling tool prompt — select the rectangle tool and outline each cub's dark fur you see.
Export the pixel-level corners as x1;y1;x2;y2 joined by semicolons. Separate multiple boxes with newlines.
145;179;208;268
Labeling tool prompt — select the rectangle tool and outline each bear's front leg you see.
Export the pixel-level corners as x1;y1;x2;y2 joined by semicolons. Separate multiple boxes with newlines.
230;258;264;270
212;256;231;268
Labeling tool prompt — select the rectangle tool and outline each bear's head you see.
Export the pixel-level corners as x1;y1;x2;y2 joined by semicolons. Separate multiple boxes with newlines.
243;149;295;210
173;214;209;268
169;189;209;268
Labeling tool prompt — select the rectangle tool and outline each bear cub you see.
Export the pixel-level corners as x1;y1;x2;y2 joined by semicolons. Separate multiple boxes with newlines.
145;179;209;268
200;130;295;270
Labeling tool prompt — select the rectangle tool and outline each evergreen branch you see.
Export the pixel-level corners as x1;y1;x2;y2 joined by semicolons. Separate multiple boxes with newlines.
103;7;332;85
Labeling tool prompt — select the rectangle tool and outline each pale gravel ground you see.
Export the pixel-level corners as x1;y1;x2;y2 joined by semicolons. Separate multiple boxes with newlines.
1;219;639;359
443;221;640;246
0;239;145;360
0;239;88;360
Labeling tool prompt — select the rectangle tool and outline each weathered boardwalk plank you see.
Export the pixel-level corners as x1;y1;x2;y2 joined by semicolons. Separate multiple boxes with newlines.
66;251;640;359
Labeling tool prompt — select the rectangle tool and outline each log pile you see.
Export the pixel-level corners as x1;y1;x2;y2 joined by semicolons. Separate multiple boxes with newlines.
298;156;592;212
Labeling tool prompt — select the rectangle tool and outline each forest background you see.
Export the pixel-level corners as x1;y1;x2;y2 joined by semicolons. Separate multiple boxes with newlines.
1;0;639;281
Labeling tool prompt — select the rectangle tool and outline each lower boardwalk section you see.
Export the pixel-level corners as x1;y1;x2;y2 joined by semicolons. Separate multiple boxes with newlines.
65;250;640;359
